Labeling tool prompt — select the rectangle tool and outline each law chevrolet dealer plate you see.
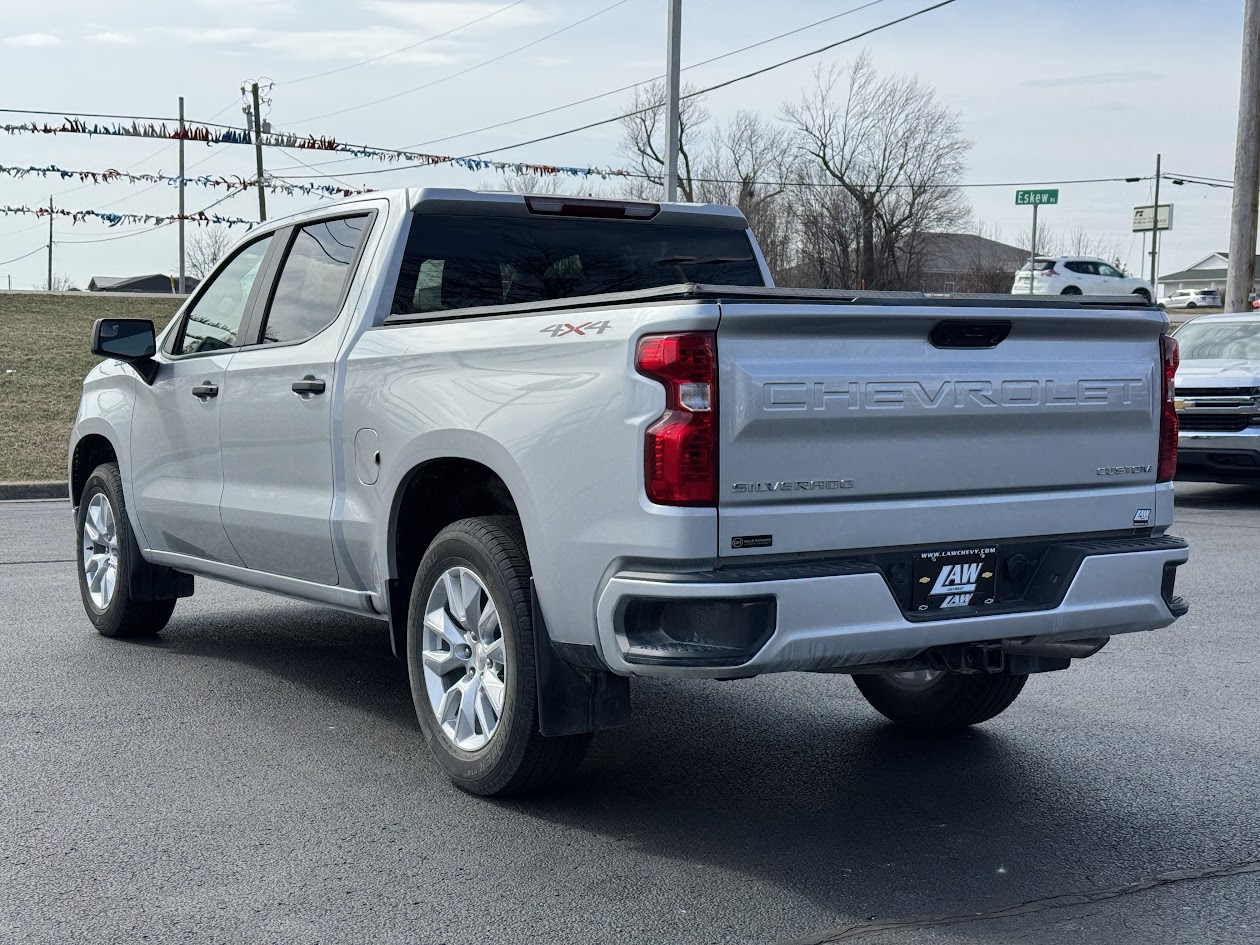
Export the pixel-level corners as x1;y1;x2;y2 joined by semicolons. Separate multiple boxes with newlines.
912;546;998;612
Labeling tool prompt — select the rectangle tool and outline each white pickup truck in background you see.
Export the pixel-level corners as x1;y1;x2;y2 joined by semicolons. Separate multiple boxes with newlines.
70;189;1188;795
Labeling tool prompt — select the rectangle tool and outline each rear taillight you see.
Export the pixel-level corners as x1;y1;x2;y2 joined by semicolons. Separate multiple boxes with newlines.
636;332;717;506
1041;268;1057;276
1158;334;1180;482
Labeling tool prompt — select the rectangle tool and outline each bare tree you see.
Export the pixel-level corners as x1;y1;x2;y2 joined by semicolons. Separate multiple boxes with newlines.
617;80;710;201
478;171;611;198
34;273;78;291
783;54;972;289
186;226;234;280
1018;224;1127;269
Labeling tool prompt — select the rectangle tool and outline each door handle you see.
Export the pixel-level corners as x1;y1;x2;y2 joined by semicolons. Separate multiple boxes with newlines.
192;382;219;399
291;375;326;396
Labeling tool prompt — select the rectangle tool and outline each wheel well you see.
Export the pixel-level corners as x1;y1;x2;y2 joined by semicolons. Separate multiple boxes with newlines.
71;435;118;507
388;459;520;654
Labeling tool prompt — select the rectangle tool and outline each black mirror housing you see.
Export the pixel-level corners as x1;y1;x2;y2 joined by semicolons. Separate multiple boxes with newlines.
91;318;157;360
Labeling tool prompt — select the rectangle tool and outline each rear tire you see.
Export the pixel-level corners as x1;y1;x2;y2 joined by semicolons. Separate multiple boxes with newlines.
852;670;1026;730
1133;288;1152;303
76;463;176;638
1186;301;1197;309
406;516;590;796
1061;286;1082;295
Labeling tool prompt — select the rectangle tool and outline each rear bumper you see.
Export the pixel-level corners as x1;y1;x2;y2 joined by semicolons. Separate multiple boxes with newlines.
1177;430;1260;480
594;537;1189;678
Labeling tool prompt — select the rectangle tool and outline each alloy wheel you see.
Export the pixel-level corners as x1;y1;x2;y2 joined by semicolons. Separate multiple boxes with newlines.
420;566;507;752
81;492;119;610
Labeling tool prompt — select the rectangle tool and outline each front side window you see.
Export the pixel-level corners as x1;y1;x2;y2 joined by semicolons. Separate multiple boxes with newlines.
259;216;369;345
176;235;272;355
1064;261;1094;275
1097;263;1122;278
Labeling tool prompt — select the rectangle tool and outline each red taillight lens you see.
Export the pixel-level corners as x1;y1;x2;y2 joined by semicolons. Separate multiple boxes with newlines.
636;332;717;506
1042;267;1057;276
1158;334;1180;483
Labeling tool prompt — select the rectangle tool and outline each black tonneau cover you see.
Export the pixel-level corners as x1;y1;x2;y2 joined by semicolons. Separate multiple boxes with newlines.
383;283;1159;326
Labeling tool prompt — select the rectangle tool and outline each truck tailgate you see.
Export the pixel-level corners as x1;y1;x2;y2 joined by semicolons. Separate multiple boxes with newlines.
716;302;1168;557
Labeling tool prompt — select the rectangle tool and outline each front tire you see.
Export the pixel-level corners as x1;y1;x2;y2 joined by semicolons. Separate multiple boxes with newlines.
76;463;176;638
852;669;1026;730
1061;286;1082;295
406;516;590;796
1186;301;1197;309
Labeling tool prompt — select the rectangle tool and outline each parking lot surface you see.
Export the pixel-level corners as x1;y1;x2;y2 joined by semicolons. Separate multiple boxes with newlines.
2;486;1257;945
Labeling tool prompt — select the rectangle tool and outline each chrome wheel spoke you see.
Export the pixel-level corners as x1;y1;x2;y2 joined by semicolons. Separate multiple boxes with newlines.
480;670;505;716
476;597;499;641
442;570;468;625
422;646;464;677
483;636;505;666
424;605;465;651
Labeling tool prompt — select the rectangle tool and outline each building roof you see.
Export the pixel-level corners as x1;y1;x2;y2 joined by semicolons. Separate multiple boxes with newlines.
1160;253;1260;282
88;274;198;293
916;232;1028;273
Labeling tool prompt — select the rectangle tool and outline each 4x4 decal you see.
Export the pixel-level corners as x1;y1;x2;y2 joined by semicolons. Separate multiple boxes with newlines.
539;320;612;338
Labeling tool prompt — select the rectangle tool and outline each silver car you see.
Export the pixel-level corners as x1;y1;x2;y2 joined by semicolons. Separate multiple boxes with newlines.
1174;312;1260;483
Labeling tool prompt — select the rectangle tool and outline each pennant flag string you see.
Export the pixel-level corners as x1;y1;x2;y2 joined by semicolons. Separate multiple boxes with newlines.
0;118;629;180
0;204;254;228
0;163;375;198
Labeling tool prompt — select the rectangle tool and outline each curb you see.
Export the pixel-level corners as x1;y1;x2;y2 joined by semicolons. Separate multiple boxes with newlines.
0;482;68;500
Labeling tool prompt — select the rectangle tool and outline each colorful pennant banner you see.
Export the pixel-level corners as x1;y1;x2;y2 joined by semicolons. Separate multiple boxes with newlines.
0;204;253;228
0;163;375;198
0;118;628;180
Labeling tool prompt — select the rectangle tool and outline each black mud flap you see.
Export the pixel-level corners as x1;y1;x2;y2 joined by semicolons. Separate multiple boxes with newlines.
532;580;631;737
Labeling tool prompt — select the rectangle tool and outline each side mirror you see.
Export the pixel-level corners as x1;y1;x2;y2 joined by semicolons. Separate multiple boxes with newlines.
91;318;156;359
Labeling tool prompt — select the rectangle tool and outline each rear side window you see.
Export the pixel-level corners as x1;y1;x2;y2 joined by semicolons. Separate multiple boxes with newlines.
259;215;370;345
1018;258;1057;272
391;214;764;314
1064;261;1096;275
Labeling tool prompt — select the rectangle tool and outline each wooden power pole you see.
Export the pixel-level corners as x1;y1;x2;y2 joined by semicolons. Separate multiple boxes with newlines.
1227;0;1260;312
663;0;682;202
178;95;186;294
47;196;53;291
251;82;267;222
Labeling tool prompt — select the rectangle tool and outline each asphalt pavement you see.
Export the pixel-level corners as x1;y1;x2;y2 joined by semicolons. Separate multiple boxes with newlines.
1;486;1257;945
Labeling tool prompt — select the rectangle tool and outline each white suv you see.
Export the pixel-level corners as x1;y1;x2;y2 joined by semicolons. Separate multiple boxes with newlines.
1012;256;1153;302
1159;288;1220;310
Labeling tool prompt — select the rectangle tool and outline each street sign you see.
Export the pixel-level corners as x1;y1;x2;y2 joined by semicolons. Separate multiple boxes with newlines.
1133;204;1173;232
1016;189;1059;206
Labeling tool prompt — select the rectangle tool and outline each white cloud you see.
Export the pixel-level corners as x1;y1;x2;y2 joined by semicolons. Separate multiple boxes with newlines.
4;33;61;47
85;31;137;45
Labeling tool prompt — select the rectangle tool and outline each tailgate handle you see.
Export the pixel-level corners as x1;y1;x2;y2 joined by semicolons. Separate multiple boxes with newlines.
929;320;1012;349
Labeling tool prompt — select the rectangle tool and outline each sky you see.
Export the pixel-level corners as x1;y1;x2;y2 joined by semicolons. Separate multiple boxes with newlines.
0;0;1245;289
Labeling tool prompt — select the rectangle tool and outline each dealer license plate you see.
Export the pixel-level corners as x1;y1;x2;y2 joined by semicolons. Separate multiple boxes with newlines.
912;545;999;612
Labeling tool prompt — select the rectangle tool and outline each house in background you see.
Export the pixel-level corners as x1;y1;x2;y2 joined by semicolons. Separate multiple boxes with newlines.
914;232;1030;293
88;274;199;294
1159;252;1260;296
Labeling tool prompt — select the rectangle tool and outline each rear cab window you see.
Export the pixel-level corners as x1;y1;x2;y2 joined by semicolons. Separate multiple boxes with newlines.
390;212;765;315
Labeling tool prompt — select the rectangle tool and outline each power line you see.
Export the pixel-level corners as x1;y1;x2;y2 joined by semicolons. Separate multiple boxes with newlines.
284;0;641;125
277;0;532;86
0;244;46;266
403;0;893;151
457;0;963;160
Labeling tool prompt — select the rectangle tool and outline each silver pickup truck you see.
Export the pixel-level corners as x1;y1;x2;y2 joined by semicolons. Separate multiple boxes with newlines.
70;188;1189;795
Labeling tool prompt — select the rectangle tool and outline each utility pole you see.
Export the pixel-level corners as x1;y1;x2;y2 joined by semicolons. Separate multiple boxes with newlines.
178;95;186;294
47;196;53;291
1228;0;1260;313
663;0;682;202
1149;153;1162;292
250;82;267;222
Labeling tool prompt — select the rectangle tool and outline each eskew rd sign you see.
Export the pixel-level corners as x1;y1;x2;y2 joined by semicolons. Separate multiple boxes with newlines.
1015;189;1060;206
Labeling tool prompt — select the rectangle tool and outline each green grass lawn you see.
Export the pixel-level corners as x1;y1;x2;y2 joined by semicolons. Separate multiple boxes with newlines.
0;293;180;482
